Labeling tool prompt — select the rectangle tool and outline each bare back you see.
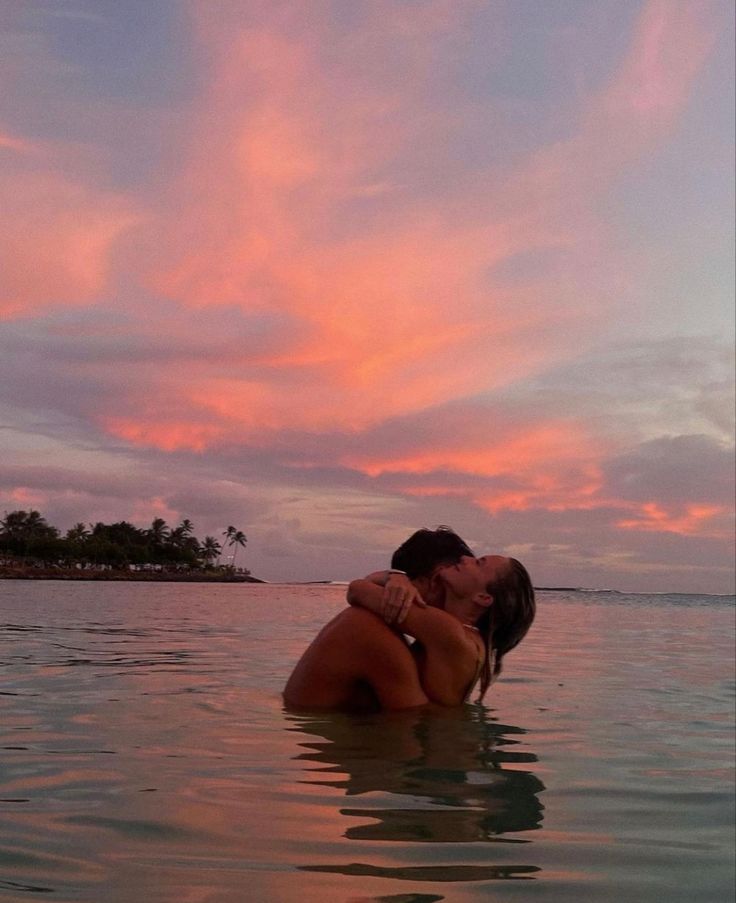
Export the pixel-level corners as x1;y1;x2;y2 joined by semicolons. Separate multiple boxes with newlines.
283;607;429;711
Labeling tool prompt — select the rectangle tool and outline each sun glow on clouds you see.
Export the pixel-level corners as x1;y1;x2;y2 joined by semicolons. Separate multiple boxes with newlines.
353;423;608;516
104;418;225;454
617;502;730;539
107;3;703;450
88;2;729;550
131;0;716;440
0;132;138;319
8;486;47;508
343;420;606;512
0;0;732;589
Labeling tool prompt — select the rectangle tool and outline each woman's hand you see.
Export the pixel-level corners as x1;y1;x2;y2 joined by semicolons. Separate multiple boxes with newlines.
382;573;427;626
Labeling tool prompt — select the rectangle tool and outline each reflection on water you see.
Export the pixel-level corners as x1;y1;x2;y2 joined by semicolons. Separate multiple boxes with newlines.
1;582;733;902
287;705;544;882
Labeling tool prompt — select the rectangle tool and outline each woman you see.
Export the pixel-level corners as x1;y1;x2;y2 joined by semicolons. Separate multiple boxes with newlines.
349;552;535;704
283;528;535;711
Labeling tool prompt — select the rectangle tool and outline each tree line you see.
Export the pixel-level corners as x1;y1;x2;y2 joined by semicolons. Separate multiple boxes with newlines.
0;510;248;572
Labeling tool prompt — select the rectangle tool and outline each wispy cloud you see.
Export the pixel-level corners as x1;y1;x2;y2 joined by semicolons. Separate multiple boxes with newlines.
0;0;732;590
0;131;138;318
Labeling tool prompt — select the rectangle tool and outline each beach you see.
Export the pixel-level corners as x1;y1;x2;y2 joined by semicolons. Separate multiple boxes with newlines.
1;581;734;901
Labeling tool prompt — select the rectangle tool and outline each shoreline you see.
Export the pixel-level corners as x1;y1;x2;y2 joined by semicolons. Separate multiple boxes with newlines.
0;567;266;583
2;571;731;596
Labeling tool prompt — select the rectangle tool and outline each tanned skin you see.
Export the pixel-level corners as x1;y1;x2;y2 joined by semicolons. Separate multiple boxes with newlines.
283;607;429;711
284;571;490;711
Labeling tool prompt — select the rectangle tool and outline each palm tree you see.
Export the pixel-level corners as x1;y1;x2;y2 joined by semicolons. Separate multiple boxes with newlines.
0;510;27;536
222;526;235;564
66;523;90;543
1;509;55;539
168;526;186;548
200;536;221;567
1;510;58;559
148;518;170;546
170;519;197;550
226;530;247;568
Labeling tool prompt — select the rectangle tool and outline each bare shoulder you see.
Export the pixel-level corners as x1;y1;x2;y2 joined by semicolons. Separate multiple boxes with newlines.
403;605;475;653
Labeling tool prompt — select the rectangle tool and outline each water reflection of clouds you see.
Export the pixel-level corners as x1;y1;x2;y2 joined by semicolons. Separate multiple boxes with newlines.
286;705;545;885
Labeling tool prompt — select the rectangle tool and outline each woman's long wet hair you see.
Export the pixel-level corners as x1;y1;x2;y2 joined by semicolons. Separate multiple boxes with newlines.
475;558;536;702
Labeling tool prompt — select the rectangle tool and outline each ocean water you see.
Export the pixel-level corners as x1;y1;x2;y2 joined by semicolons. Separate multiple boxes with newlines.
0;581;734;902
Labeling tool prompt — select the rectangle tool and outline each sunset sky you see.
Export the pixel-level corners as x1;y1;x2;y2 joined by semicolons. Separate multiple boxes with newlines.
1;0;733;592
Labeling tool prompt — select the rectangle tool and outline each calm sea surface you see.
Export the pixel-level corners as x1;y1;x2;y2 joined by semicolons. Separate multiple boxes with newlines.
1;581;734;902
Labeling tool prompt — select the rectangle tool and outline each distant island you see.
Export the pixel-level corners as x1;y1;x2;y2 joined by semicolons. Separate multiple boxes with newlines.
0;509;264;583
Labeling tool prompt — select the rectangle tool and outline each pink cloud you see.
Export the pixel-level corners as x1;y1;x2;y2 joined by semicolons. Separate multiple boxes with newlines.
616;502;731;539
332;410;612;521
110;0;714;450
539;0;713;179
7;486;47;508
0;132;138;319
103;418;226;454
0;131;38;154
2;1;729;589
604;0;714;125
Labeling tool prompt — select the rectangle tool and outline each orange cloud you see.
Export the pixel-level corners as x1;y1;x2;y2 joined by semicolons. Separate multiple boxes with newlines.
119;0;716;450
346;422;599;477
344;420;608;514
104;418;225;454
8;1;713;561
617;502;730;538
8;486;47;507
0;140;138;319
0;2;731;592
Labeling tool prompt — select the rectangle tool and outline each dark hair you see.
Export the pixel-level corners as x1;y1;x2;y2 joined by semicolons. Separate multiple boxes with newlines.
475;558;535;702
391;526;474;579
